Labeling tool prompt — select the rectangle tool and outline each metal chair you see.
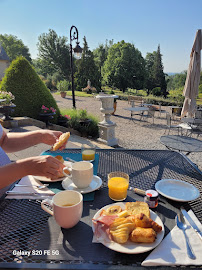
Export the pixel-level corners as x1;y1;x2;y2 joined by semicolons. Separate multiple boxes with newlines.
165;113;181;135
147;107;156;124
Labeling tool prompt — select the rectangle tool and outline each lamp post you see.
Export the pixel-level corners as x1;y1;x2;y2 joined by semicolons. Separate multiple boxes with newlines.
70;25;82;109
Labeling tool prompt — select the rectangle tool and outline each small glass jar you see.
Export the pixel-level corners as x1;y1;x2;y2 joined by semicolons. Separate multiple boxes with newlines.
144;189;159;208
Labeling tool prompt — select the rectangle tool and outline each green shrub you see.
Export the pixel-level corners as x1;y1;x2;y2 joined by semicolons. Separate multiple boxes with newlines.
57;80;71;92
152;87;162;96
60;108;99;138
0;56;60;121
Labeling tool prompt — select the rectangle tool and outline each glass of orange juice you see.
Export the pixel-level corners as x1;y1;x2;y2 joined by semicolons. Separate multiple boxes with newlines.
81;143;96;162
108;172;129;201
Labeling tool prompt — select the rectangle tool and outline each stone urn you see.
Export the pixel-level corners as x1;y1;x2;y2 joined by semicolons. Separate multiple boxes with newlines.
0;104;16;121
96;94;118;146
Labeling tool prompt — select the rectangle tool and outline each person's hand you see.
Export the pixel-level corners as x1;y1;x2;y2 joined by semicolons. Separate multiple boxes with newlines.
23;155;65;180
39;130;67;150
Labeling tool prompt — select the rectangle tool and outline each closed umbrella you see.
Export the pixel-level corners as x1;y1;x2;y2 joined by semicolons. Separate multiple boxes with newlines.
181;29;202;118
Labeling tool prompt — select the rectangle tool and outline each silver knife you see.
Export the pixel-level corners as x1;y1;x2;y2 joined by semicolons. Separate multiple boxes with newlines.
181;207;202;241
6;191;54;196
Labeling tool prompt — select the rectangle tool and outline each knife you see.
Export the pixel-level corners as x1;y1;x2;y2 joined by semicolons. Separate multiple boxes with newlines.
181;207;202;241
6;191;54;196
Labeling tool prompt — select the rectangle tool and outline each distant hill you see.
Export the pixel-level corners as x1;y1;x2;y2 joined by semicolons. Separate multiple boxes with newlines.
166;72;179;76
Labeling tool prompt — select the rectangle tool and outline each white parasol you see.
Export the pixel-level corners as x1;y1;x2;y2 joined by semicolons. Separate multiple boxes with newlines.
181;29;202;118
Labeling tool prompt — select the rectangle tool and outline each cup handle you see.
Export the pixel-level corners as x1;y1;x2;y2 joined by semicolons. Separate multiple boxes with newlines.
41;198;54;216
63;166;72;177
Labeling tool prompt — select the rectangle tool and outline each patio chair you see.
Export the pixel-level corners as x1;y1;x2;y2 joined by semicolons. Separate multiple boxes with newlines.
165;113;182;135
146;106;156;124
157;103;167;118
188;124;202;138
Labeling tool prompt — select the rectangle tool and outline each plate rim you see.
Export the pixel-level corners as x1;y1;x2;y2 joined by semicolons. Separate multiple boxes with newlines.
92;202;165;254
62;175;102;194
155;179;200;202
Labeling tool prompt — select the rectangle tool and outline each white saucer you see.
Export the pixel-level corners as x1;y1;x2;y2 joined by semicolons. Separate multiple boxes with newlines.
62;175;102;194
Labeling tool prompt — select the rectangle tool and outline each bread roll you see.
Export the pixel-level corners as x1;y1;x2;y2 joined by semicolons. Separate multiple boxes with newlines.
52;132;70;151
130;227;156;243
125;202;150;218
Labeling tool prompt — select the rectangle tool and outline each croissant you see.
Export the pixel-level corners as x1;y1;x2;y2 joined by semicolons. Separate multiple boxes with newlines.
109;217;135;244
130;227;156;243
127;213;162;232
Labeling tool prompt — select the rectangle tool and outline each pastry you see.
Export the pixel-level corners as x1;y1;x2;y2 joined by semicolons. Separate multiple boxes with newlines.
54;155;70;177
127;213;162;232
109;217;135;244
130;227;156;243
52;132;70;151
101;205;123;216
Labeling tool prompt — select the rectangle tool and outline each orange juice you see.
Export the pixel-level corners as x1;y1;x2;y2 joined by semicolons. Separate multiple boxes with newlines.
82;149;95;161
108;177;129;201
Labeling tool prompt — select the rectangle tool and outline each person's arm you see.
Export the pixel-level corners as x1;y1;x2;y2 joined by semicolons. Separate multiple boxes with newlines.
1;129;63;153
0;155;65;189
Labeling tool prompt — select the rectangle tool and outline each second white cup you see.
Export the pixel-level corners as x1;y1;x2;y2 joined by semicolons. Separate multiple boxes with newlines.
63;161;93;189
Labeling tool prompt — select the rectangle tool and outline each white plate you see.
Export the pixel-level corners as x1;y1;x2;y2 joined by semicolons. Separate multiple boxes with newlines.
155;179;200;202
33;161;71;182
92;202;165;254
62;175;102;194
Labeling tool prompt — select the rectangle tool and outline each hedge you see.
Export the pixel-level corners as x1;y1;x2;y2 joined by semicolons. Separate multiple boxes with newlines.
0;56;60;121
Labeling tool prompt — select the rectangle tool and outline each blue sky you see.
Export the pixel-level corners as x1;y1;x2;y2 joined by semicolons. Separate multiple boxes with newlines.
0;0;201;73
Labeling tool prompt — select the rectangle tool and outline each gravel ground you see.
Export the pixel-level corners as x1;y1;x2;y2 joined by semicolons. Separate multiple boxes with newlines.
53;93;202;171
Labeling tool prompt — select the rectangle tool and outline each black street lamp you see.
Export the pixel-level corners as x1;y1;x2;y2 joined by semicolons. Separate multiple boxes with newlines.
70;25;82;109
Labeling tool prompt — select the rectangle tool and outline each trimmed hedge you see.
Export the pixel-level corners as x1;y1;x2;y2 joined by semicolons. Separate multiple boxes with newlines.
0;56;60;121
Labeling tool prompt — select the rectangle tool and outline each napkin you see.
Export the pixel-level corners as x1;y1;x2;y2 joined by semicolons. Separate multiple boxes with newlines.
142;210;202;266
6;175;55;200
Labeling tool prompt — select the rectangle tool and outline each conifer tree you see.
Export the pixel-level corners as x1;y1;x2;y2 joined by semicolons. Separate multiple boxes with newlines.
75;37;101;91
153;45;167;97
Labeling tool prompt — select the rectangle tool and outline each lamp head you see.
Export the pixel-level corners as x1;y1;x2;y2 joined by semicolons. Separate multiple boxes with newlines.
73;42;83;59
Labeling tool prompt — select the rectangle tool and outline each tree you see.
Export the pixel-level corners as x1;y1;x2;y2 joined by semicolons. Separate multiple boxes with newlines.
93;39;114;78
145;45;167;96
103;40;145;92
0;34;32;62
0;56;59;120
166;72;187;91
153;45;167;97
32;58;56;77
145;52;157;94
37;29;70;79
75;37;101;91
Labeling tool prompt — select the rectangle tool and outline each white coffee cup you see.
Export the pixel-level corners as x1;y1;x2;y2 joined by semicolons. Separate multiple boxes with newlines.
41;190;83;229
63;161;93;189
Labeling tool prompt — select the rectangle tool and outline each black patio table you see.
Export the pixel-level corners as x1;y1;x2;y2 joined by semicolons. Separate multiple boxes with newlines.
160;135;202;155
0;149;202;270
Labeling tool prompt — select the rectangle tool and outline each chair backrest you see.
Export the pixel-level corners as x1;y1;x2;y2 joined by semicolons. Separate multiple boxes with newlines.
166;113;171;127
148;107;155;117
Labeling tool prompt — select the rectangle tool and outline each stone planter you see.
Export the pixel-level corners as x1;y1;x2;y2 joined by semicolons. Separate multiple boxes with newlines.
39;112;55;127
0;104;16;121
60;92;66;98
96;94;118;146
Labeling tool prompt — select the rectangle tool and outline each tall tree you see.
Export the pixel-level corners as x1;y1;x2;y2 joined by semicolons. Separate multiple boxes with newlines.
37;29;70;79
75;37;101;91
103;40;145;92
0;34;32;62
153;45;167;97
93;39;114;77
145;45;167;96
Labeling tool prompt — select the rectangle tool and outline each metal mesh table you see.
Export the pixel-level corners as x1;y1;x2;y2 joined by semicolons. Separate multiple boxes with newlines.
0;149;202;270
